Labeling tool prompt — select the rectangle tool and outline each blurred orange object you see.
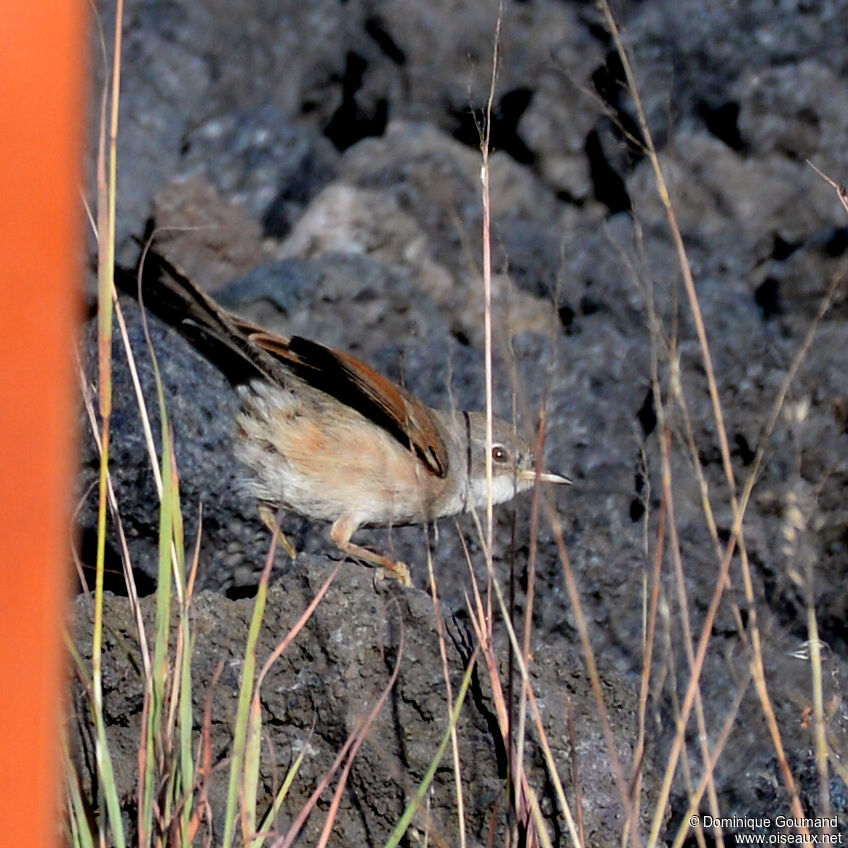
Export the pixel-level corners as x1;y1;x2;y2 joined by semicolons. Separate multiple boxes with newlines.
0;3;87;846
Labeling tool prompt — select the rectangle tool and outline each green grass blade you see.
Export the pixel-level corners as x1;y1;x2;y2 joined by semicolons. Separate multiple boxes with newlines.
243;696;263;840
64;742;96;848
254;745;308;847
222;567;271;846
178;624;196;841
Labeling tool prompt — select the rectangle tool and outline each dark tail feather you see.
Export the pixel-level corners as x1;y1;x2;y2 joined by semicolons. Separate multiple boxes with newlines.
117;249;286;387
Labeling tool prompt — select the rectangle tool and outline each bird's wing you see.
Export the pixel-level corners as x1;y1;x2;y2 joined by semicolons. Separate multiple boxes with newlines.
251;333;449;478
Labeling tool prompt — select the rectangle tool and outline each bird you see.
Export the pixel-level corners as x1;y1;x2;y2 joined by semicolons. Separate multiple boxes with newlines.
125;249;571;585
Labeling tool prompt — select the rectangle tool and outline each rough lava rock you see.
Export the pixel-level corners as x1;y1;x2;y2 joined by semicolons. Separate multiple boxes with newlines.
71;561;652;845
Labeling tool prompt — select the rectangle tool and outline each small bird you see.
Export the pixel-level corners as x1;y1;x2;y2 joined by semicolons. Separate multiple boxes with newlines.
128;250;571;585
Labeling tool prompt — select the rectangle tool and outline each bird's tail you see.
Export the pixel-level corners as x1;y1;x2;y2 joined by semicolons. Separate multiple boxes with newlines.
118;247;289;386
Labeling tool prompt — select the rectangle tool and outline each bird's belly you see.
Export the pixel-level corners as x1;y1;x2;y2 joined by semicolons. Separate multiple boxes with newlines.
235;387;443;526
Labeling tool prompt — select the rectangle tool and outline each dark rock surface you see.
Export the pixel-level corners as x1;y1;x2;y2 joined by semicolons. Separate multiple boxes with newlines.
72;562;648;845
74;0;848;843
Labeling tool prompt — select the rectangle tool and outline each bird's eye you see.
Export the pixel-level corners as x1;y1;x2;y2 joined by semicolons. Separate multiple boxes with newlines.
492;445;509;464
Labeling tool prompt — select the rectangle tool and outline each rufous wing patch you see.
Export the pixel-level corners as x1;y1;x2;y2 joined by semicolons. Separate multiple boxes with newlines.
279;336;449;478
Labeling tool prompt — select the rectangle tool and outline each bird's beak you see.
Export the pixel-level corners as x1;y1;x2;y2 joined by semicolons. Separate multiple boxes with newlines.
519;469;573;485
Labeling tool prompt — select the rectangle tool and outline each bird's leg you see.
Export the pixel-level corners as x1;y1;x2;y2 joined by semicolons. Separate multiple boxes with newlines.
258;503;298;560
330;515;412;587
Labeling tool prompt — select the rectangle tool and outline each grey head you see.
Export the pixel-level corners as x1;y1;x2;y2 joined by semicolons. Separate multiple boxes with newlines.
435;410;571;514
